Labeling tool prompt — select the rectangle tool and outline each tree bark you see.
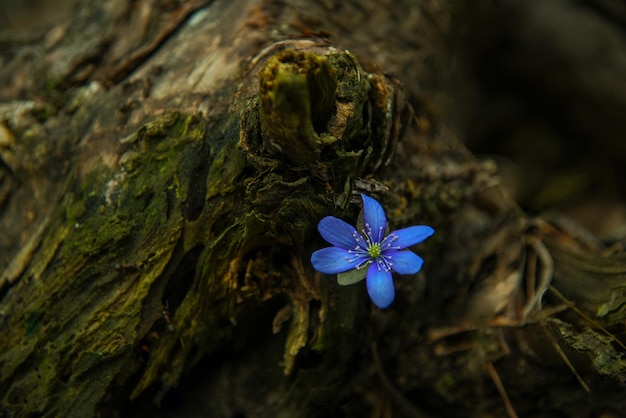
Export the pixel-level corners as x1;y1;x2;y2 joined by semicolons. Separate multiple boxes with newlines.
0;1;625;417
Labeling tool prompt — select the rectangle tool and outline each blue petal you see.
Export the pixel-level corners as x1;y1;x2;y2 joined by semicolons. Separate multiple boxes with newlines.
366;263;395;309
390;226;434;249
318;216;359;250
387;250;424;275
362;194;386;243
311;247;356;274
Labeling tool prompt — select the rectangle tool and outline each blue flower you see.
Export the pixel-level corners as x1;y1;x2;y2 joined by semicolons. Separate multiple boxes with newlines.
311;194;435;309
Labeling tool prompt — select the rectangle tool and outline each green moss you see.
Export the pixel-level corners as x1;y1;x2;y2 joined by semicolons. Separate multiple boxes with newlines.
259;49;338;163
558;321;626;381
0;112;209;417
206;141;245;199
57;113;203;262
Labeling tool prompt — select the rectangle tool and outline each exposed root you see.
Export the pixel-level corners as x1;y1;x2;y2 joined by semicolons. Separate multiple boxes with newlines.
486;361;519;418
521;235;554;323
549;285;626;352
539;319;592;394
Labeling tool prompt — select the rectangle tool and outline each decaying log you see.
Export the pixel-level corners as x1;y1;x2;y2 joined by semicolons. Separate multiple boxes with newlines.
0;1;625;417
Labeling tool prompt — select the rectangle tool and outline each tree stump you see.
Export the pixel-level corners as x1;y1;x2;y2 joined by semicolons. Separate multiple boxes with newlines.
0;1;625;417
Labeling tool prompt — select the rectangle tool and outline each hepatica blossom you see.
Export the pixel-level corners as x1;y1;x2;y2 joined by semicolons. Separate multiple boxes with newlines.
311;194;434;309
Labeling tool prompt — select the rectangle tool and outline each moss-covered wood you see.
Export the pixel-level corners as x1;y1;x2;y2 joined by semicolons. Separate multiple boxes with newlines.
1;1;625;417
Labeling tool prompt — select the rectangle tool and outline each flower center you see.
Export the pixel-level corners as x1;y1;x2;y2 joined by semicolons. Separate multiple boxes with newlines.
368;242;382;258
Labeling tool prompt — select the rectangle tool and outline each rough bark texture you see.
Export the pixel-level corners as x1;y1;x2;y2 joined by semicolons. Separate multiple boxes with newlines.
0;1;625;418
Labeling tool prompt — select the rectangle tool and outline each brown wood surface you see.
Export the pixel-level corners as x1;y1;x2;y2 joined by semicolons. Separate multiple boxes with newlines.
0;1;625;417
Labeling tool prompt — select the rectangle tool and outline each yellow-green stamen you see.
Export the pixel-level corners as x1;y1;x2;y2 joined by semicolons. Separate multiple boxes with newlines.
368;242;382;258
